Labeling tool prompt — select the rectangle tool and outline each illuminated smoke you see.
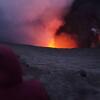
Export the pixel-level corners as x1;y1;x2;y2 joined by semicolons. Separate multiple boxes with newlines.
0;0;74;47
0;0;99;48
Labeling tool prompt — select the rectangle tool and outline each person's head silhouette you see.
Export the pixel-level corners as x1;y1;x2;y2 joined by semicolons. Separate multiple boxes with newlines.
0;44;49;100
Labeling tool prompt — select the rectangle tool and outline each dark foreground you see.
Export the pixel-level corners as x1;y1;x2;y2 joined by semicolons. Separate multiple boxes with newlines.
1;43;100;100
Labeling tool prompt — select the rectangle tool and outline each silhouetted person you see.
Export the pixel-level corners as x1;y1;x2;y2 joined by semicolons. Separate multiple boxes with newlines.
0;44;49;100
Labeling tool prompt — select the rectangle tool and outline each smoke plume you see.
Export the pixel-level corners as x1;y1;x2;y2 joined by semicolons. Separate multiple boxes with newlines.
0;0;74;47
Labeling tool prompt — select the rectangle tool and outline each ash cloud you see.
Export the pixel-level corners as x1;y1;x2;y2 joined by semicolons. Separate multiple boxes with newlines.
0;0;74;46
56;0;100;47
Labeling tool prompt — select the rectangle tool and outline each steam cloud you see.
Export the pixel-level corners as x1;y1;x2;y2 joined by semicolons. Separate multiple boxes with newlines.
0;0;74;46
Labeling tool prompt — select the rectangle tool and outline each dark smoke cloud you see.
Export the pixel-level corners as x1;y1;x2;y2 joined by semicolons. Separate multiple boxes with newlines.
56;0;100;47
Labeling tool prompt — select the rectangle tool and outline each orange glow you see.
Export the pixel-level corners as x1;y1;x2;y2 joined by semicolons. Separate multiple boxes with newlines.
55;33;78;48
48;38;55;48
43;16;78;49
48;33;78;48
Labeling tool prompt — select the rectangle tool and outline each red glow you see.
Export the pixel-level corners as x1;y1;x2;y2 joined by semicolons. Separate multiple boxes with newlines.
55;33;78;48
47;18;78;48
48;33;78;48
